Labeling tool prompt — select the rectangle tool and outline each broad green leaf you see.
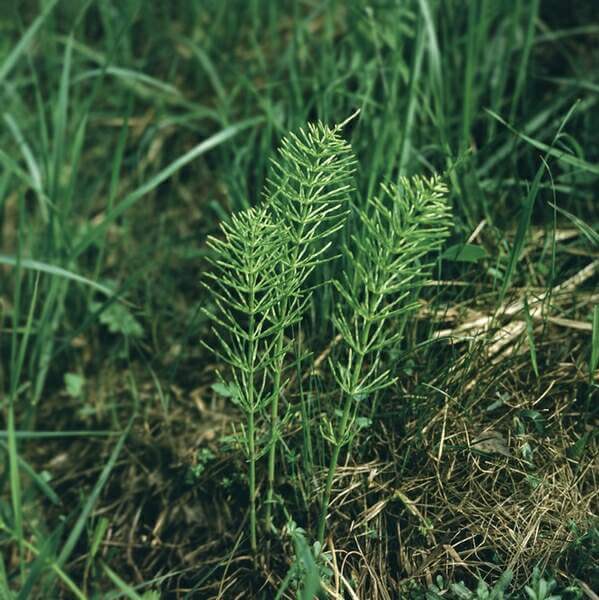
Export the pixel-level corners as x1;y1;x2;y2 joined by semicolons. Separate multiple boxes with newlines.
91;302;143;338
64;373;85;398
442;243;488;263
211;382;238;398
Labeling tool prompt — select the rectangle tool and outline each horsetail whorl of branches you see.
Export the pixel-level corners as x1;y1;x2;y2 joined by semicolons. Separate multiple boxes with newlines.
264;121;357;530
202;206;298;553
318;175;453;544
202;120;453;553
267;121;357;251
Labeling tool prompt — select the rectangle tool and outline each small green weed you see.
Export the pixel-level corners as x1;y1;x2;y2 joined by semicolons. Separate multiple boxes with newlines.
428;570;513;600
425;568;583;600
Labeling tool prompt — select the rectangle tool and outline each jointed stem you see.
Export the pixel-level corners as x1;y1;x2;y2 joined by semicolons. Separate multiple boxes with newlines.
247;408;257;553
265;329;285;530
265;219;307;531
318;318;372;546
247;291;257;553
261;124;356;536
317;391;354;546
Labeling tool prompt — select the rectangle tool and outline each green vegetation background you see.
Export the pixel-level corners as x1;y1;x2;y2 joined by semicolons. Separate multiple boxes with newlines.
0;1;597;598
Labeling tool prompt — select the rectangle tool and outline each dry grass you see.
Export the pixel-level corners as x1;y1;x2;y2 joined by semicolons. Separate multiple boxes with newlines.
22;285;596;598
5;194;593;598
306;355;596;597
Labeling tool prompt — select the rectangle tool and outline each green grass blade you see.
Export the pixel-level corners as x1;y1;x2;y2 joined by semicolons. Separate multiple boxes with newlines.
510;0;539;121
461;1;478;151
18;524;64;600
486;108;599;176
2;113;47;220
50;35;73;199
0;430;115;439
397;16;424;175
0;441;60;505
523;297;539;378
417;0;442;101
0;147;48;202
0;522;86;600
72;117;262;258
73;66;183;99
7;273;39;584
102;562;144;600
56;419;132;569
0;552;11;600
548;202;599;246
509;0;540;122
479;93;576;177
498;162;545;303
417;0;446;144
0;255;116;297
0;0;59;85
178;38;228;107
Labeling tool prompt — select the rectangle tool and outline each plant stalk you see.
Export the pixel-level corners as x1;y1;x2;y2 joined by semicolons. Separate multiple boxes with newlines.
318;318;372;545
265;218;308;531
247;299;257;553
265;326;285;531
247;408;257;554
317;390;354;546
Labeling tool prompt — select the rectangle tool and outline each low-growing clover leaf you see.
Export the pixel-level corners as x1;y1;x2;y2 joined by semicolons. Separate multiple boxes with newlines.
91;302;143;338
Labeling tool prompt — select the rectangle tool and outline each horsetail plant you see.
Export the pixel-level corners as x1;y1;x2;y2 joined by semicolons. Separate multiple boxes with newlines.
203;121;454;554
317;176;453;545
202;206;300;553
263;120;357;530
